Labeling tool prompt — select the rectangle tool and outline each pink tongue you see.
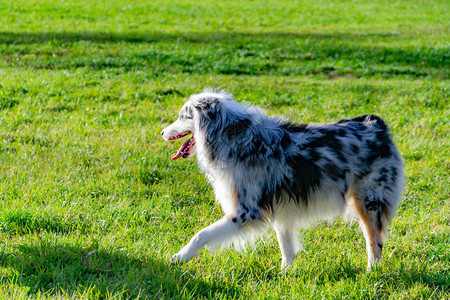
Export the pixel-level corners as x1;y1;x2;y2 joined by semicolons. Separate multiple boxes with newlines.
171;137;193;160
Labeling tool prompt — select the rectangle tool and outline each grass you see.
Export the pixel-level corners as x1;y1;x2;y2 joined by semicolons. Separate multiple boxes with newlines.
0;0;448;298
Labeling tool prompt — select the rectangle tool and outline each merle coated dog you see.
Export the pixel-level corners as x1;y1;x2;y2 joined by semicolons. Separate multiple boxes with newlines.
161;89;404;269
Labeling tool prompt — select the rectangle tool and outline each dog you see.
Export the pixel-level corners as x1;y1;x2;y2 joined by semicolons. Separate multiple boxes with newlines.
161;89;404;269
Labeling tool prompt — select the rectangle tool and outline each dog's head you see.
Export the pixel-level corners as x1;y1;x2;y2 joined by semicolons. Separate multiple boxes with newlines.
161;89;234;160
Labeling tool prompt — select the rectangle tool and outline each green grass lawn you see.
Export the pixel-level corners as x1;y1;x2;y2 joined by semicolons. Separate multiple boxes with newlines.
0;0;448;298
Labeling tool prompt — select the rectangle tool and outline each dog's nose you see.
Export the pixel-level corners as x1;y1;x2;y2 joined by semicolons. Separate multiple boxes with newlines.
160;130;164;136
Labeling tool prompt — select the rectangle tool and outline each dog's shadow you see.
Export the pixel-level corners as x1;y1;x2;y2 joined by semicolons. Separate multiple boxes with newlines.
0;242;238;298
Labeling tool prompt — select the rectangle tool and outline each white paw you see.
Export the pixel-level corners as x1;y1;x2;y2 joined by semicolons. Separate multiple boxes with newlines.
168;252;188;264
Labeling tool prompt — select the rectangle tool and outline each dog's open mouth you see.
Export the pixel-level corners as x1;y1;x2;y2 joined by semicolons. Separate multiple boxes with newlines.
169;131;196;160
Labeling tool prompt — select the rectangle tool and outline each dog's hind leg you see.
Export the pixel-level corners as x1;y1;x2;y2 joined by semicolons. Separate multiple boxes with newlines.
351;192;387;270
169;217;255;264
351;162;403;270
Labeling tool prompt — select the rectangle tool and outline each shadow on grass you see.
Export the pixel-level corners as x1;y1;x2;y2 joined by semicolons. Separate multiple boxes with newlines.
0;31;447;78
392;266;450;293
0;30;402;45
0;243;239;298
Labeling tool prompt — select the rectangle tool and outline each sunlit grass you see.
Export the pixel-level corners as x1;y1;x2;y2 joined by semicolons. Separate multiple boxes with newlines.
0;0;448;299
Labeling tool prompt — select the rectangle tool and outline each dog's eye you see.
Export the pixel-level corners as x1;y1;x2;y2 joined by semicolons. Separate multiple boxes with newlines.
180;114;193;120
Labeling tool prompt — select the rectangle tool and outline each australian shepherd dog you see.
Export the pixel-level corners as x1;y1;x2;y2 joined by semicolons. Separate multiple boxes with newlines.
161;89;404;269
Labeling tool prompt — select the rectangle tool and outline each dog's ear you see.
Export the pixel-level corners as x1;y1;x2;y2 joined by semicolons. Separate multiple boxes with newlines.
194;99;220;120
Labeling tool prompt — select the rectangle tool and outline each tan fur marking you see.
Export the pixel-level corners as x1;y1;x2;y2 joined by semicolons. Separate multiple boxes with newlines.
351;194;384;267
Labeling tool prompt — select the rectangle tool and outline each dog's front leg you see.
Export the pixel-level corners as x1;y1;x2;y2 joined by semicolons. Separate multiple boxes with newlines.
169;217;239;264
274;226;299;269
